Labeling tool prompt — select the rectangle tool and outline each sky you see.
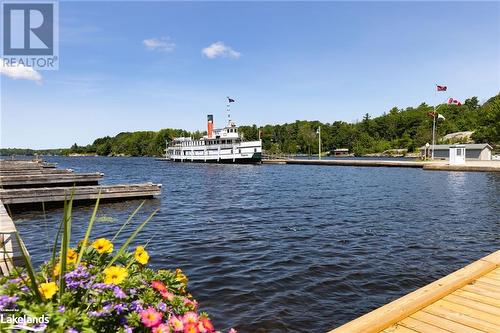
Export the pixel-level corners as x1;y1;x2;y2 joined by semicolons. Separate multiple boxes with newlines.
1;1;499;149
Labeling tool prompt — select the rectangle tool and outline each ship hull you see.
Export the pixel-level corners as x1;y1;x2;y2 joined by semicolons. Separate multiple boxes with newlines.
168;153;262;164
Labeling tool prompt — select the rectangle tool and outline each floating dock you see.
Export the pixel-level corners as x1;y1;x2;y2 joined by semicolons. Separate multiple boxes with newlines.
328;250;500;333
262;159;500;172
0;183;161;205
0;160;161;208
0;172;104;188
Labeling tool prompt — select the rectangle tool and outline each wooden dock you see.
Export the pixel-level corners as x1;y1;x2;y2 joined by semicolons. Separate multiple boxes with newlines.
0;199;24;275
262;159;500;172
0;172;103;188
0;160;162;207
328;250;500;333
0;183;161;205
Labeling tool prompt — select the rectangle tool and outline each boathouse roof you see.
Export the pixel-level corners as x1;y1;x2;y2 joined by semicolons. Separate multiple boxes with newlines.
418;143;492;151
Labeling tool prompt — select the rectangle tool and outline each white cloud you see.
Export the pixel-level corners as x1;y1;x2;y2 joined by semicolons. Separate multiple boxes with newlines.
0;61;42;83
143;37;176;52
202;41;241;59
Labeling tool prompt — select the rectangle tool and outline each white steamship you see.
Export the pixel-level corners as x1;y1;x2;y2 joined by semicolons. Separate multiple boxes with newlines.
166;102;262;163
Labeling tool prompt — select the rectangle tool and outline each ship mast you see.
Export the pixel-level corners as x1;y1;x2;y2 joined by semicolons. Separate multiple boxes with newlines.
226;98;231;126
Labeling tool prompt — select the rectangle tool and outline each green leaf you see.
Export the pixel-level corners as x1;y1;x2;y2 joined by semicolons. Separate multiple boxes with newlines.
58;190;74;297
14;232;42;301
111;200;145;242
106;208;158;268
76;192;101;267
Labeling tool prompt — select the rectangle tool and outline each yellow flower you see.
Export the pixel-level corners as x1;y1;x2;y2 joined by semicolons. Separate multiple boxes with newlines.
39;282;58;299
53;263;61;277
175;268;188;285
92;238;113;254
67;248;78;264
134;246;149;265
103;266;128;285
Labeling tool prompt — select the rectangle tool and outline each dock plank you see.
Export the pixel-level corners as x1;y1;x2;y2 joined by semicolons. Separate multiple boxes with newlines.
410;310;484;333
423;304;500;333
443;294;500;316
0;183;162;204
0;173;103;188
432;299;499;325
398;316;454;333
383;325;419;333
452;289;500;308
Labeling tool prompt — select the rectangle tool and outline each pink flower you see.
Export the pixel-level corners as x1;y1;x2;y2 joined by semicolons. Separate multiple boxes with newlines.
198;317;214;333
153;324;170;333
183;297;198;309
169;315;184;332
228;329;237;333
152;280;168;293
140;307;163;328
161;290;175;302
184;323;199;333
182;311;199;325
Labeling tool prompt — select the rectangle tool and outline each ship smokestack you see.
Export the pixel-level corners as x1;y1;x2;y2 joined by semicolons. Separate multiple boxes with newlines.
207;115;214;139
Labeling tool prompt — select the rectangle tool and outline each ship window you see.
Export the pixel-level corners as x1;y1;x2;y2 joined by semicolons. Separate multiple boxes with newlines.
238;149;241;154
254;148;257;153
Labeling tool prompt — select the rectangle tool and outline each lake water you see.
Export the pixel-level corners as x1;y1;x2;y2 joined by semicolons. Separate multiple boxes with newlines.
11;157;500;332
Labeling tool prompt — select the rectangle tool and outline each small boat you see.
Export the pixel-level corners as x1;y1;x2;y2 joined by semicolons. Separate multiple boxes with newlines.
166;114;262;164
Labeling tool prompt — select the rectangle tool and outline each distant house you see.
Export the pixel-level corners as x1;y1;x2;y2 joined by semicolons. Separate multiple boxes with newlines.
332;148;349;156
419;143;493;160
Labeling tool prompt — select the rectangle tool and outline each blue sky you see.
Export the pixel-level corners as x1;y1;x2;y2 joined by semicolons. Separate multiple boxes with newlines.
1;1;499;149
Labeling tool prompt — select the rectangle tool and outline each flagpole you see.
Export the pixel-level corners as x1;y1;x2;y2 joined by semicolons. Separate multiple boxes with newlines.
318;126;321;160
431;102;447;160
431;110;436;160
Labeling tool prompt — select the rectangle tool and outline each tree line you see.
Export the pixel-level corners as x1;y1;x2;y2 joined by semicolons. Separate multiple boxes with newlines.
2;94;498;157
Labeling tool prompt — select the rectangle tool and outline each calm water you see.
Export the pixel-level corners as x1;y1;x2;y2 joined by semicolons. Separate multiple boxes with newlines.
11;157;500;332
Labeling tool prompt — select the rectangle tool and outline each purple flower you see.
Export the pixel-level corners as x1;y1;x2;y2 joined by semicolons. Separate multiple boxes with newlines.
114;303;126;314
66;329;78;333
58;305;66;313
0;295;19;311
102;303;113;314
92;283;114;290
113;286;126;299
130;300;143;312
157;302;166;312
88;310;109;318
34;323;47;330
124;325;133;333
65;266;90;290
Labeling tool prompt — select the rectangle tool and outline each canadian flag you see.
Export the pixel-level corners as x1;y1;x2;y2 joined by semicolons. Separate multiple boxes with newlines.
448;98;462;106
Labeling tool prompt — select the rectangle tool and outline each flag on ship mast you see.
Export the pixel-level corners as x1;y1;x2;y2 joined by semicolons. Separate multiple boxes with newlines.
437;114;446;120
436;85;447;91
227;97;235;103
